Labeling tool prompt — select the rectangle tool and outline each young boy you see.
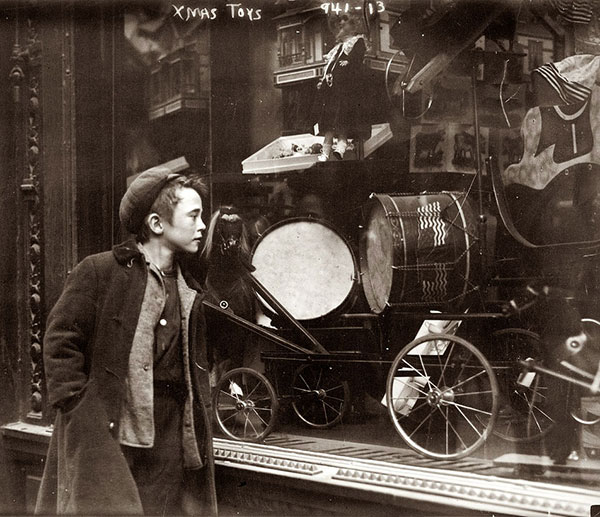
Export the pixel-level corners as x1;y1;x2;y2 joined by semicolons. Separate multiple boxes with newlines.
35;169;217;516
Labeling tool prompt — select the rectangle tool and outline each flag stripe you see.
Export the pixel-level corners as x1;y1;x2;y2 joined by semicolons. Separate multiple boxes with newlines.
549;0;593;23
533;62;592;105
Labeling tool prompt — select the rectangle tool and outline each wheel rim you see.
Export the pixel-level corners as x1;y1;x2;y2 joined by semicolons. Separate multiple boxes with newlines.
386;333;498;459
291;364;349;428
213;367;278;442
492;328;555;443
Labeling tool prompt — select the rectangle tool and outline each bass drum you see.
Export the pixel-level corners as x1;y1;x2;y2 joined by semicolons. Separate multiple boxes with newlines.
360;193;478;313
251;217;358;323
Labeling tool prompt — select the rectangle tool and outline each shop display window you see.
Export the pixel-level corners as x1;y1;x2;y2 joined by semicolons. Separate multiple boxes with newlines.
121;1;600;501
5;1;600;514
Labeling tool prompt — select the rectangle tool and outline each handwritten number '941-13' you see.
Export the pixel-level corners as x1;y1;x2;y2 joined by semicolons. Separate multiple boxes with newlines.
320;2;385;15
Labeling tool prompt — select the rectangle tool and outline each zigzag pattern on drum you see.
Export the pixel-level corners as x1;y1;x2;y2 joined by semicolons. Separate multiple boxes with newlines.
417;202;448;247
422;263;448;302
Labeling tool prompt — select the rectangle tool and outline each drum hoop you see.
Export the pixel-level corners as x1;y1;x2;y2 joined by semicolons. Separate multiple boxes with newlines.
387;196;408;303
446;192;471;301
370;191;466;200
251;216;357;266
250;216;359;323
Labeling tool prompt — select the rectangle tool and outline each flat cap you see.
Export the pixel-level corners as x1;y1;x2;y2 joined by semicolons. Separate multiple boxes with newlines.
119;167;182;234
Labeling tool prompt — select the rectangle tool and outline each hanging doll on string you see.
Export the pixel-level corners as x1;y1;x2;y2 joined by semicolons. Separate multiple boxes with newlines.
316;11;371;161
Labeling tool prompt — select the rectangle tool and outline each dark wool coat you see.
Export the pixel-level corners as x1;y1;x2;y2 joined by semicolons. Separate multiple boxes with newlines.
317;35;370;138
35;240;218;516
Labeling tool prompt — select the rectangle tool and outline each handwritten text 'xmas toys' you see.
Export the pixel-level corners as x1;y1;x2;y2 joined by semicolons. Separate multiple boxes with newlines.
173;2;387;22
173;4;262;21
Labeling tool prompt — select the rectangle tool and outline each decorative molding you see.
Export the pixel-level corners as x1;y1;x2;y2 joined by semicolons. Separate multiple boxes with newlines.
9;44;25;102
333;467;588;517
214;446;323;475
11;12;45;419
25;17;44;420
213;437;599;517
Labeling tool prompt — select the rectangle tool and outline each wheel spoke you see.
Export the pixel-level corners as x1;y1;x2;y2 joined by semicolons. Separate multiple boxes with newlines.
400;358;440;391
395;398;430;420
324;384;345;394
392;377;431;398
448;368;487;392
323;399;343;415
523;393;553;432
245;380;262;400
293;386;312;394
438;341;456;389
406;405;438;438
216;404;239;411
321;401;330;425
418;353;435;392
252;406;273;412
220;411;239;424
298;373;311;391
322;394;345;403
250;395;273;404
447;400;492;417
438;406;469;451
454;404;485;437
248;408;270;428
242;412;254;437
501;420;514;435
445;405;449;455
453;389;494;396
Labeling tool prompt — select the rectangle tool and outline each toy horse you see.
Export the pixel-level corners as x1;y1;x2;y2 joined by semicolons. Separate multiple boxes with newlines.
201;206;256;384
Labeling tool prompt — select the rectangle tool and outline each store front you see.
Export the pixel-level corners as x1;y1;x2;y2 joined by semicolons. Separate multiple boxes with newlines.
2;1;600;516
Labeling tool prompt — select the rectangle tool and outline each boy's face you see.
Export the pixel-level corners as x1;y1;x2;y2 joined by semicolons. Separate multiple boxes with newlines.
161;187;206;254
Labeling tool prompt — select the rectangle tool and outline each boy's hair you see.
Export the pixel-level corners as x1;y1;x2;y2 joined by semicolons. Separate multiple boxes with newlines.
136;173;208;243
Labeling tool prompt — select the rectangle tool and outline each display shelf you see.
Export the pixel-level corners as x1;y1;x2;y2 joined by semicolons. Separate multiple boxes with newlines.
242;124;393;174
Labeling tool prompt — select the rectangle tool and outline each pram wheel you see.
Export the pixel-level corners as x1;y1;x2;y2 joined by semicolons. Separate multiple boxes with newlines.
213;367;278;442
386;333;498;459
492;328;554;443
291;363;350;428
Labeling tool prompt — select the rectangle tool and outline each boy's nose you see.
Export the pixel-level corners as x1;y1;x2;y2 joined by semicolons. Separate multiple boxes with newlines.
197;219;206;232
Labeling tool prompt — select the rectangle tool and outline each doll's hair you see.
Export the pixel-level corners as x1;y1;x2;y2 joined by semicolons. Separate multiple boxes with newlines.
327;0;378;37
328;12;365;35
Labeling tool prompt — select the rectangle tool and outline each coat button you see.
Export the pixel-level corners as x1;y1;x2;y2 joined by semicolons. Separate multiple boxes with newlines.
108;421;115;430
143;364;149;371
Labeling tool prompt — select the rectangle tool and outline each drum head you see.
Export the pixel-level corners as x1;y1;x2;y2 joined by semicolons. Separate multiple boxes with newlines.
360;199;394;314
251;218;357;322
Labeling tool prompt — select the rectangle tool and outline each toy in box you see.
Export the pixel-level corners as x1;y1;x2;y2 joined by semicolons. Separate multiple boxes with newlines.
242;123;393;174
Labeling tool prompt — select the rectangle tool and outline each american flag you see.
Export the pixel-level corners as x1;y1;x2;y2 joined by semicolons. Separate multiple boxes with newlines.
533;62;592;105
549;0;594;24
532;54;600;106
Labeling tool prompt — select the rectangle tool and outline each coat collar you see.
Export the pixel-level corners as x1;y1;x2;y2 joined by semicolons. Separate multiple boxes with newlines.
325;34;366;62
112;239;205;295
341;34;365;55
112;239;144;266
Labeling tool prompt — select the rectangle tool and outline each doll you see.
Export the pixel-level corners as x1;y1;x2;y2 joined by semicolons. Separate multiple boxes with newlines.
316;13;369;162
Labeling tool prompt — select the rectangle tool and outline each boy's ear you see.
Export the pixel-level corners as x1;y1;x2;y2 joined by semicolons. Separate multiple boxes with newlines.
147;212;164;235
